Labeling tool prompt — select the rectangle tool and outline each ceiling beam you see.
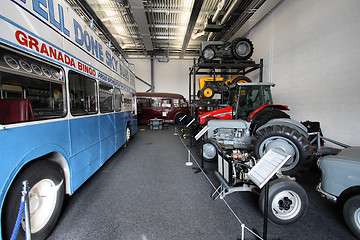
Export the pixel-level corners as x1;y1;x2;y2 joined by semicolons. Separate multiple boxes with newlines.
128;0;154;52
221;0;267;41
180;0;204;59
75;0;127;58
229;0;284;40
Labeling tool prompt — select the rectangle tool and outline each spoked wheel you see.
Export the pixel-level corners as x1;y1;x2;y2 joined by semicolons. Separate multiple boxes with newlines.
343;195;360;238
259;178;308;225
253;125;313;177
2;160;65;240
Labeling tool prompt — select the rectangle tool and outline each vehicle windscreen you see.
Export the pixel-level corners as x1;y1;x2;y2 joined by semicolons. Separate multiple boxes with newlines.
235;85;273;120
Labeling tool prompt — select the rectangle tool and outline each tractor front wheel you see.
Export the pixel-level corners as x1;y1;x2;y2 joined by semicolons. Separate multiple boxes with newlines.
259;178;308;225
200;139;220;162
200;84;215;99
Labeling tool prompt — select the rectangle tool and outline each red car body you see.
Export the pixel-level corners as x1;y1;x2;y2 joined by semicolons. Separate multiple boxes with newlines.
137;92;189;124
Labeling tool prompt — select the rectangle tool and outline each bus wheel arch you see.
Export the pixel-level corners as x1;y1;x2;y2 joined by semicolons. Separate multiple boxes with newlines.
42;152;71;195
1;158;66;240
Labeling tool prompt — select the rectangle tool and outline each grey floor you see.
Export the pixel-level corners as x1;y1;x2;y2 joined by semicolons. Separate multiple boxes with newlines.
48;125;357;240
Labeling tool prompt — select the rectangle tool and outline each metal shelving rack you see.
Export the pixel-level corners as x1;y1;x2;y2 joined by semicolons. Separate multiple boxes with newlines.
188;58;264;117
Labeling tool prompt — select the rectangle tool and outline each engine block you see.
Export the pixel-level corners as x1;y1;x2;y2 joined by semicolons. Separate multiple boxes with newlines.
207;119;252;149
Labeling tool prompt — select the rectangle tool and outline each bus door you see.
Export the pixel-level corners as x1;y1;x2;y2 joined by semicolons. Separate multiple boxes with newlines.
68;70;101;186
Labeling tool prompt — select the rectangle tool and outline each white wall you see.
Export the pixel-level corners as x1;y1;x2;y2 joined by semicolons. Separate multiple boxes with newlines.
245;0;360;146
130;0;360;146
130;58;194;100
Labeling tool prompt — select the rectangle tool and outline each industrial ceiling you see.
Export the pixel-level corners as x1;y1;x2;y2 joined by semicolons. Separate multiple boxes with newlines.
66;0;282;60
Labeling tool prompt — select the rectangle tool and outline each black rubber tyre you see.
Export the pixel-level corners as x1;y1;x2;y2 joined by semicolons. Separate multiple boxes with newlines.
231;38;254;60
200;84;215;99
259;178;308;225
343;195;360;239
2;160;65;240
175;113;186;125
202;46;216;60
124;124;131;148
250;109;290;133
231;75;252;84
253;125;313;177
200;139;220;162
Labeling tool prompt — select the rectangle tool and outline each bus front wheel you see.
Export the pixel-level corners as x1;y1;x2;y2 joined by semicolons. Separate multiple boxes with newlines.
2;160;65;240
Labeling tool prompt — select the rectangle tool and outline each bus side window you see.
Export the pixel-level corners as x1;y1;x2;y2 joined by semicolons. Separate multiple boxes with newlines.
0;48;66;123
69;70;97;115
99;83;113;113
114;88;121;112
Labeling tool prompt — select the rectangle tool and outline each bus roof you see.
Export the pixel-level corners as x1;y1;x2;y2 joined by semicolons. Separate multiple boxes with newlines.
136;92;186;98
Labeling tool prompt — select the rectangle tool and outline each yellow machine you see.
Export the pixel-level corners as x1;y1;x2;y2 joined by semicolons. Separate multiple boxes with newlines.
198;75;251;99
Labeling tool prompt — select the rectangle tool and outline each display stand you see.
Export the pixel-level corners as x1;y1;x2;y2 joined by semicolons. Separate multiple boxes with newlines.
247;149;291;240
213;149;290;239
149;118;163;130
192;154;208;174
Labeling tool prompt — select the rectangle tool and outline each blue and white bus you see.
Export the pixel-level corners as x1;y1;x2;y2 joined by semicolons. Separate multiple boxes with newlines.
0;0;137;239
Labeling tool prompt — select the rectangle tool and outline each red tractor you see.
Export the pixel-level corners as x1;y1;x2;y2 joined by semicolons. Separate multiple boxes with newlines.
196;82;313;178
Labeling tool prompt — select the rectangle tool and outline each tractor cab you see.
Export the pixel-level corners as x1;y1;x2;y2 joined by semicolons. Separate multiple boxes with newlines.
234;82;274;120
198;82;286;125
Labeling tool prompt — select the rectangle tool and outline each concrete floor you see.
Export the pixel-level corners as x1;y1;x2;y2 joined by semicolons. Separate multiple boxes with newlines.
48;125;357;240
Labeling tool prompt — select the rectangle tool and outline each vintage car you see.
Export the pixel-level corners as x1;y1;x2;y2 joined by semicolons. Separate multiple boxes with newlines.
317;147;360;239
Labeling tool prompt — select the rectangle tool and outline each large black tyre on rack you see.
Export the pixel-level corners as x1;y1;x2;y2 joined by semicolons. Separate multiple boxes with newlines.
201;45;216;61
2;160;65;240
253;125;313;177
231;38;254;60
228;75;252;85
258;178;308;225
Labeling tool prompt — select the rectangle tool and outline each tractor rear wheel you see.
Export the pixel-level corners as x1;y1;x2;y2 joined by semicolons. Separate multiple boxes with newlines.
253;125;313;177
232;75;252;84
250;109;290;133
231;38;254;60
